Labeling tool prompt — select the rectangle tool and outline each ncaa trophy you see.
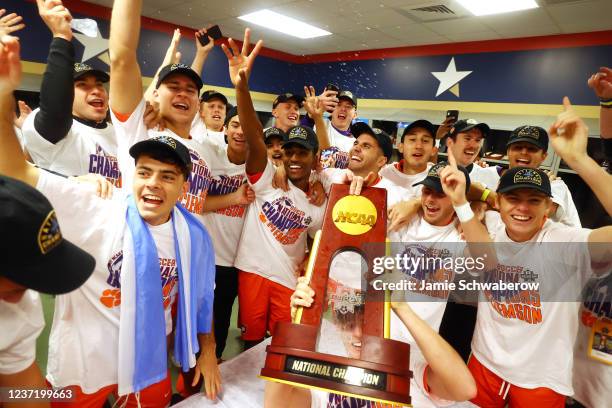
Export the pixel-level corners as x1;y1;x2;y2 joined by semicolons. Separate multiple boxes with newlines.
260;184;412;405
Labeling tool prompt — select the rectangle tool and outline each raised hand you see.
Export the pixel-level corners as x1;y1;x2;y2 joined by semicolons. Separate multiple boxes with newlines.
195;27;214;55
0;35;21;96
549;96;589;165
35;0;72;41
221;28;263;86
439;140;468;206
13;100;32;129
587;67;612;99
436;117;454;139
318;88;338;112
168;28;181;64
0;9;25;37
303;86;325;118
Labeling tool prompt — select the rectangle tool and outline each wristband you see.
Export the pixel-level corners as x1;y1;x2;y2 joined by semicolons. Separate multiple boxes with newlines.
480;188;491;202
601;98;612;109
453;202;474;223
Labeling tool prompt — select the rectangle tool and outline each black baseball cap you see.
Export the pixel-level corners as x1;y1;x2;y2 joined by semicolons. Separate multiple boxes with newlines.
200;89;228;105
264;127;286;143
451;119;490;138
273;93;304;109
283;126;319;152
412;162;471;194
74;62;109;83
401;119;435;142
350;122;394;162
156;63;203;90
507;125;549;151
224;105;239;126
338;90;357;107
129;135;193;177
0;176;95;295
496;167;552;197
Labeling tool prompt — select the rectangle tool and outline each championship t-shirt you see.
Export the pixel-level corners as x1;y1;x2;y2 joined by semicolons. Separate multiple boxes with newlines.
37;171;178;393
0;290;45;375
234;160;325;289
111;99;213;221
191;116;226;147
202;142;248;266
318;121;355;170
472;220;592;395
22;108;122;187
380;161;433;198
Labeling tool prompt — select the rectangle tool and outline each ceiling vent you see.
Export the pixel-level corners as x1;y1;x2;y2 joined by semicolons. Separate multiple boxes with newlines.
394;1;470;22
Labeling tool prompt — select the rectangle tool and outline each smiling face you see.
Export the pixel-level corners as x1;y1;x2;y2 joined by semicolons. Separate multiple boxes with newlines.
448;128;484;166
508;142;547;168
272;101;300;132
154;74;200;129
420;186;455;226
348;133;387;176
200;97;227;132
282;143;317;187
132;155;189;226
498;189;551;242
330;99;356;131
266;136;284;166
399;127;437;173
225;115;246;154
72;74;109;123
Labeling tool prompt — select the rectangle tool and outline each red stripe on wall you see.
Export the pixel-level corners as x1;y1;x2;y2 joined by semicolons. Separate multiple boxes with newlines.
52;1;612;64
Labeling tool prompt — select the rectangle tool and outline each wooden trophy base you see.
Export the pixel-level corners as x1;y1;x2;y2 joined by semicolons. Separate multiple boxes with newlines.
260;322;412;406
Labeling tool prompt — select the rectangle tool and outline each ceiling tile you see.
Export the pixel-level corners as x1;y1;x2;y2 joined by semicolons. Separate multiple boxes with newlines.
444;31;502;42
496;25;562;38
478;7;558;33
425;17;496;35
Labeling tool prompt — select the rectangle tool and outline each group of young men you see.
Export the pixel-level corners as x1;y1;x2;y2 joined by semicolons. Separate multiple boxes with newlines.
1;1;611;407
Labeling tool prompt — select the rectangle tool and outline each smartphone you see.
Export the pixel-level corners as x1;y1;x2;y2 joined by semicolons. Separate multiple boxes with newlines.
198;25;223;46
446;109;459;123
325;83;340;93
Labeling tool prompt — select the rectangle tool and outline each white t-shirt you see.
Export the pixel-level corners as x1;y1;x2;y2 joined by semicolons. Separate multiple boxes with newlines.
380;161;433;199
191;116;226;147
572;273;612;408
111;99;213;222
37;171;178;393
234;161;325;289
550;179;581;227
0;290;45;375
22;108;121;186
472;219;593;395
318;121;355;170
468;164;500;189
202;142;247;267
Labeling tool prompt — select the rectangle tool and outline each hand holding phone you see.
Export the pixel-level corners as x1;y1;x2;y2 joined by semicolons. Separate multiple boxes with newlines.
446;109;459;124
198;25;223;47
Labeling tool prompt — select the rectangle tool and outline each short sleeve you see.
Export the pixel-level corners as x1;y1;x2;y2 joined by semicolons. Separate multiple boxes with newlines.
21;108;71;169
0;291;45;375
247;160;276;195
550;179;581;227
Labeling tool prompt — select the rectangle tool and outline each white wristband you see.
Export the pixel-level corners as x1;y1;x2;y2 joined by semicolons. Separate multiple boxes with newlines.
454;202;474;223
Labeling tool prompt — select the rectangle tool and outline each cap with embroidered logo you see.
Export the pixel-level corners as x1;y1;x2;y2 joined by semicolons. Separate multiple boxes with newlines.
401;119;435;142
273;93;304;109
73;62;109;83
337;90;357;107
350;122;394;162
507;125;549;151
450;119;490;138
496;167;552;197
0;176;96;295
283;126;318;152
200;89;228;105
264;127;286;143
412;162;471;194
129;135;193;177
156;63;203;90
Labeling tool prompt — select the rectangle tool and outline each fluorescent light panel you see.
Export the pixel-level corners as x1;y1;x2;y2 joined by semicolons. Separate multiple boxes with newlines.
238;9;331;39
456;0;539;16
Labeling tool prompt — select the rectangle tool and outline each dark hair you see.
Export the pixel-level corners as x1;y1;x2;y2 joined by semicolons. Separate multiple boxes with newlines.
401;127;436;145
134;147;190;180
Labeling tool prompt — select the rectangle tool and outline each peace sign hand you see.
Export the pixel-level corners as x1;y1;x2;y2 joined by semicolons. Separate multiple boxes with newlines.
303;86;325;118
440;140;468;206
221;28;263;87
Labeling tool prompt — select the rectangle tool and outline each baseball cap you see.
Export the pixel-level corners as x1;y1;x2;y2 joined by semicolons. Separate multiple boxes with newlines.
224;105;239;126
412;162;471;194
451;119;490;138
507;125;549;151
73;62;109;83
350;122;394;162
0;176;95;295
264;127;286;143
129;135;193;177
200;89;228;105
337;90;357;107
156;63;203;90
283;126;319;152
401;119;435;142
496;167;552;197
273;93;304;109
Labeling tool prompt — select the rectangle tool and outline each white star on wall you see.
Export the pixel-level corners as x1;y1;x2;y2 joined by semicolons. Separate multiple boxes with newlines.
431;57;472;97
71;18;109;64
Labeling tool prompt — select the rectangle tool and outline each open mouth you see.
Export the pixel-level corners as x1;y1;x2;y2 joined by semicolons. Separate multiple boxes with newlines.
464;150;476;156
510;214;532;222
516;158;531;166
173;102;189;111
338;113;346;120
412;152;423;158
272;152;283;159
212;114;221;120
288;114;298;121
350;155;362;163
425;204;440;215
88;99;105;109
142;194;163;205
288;164;302;171
351;341;362;348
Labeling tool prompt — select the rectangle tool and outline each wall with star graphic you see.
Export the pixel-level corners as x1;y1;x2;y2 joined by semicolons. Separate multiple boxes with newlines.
11;0;612;108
